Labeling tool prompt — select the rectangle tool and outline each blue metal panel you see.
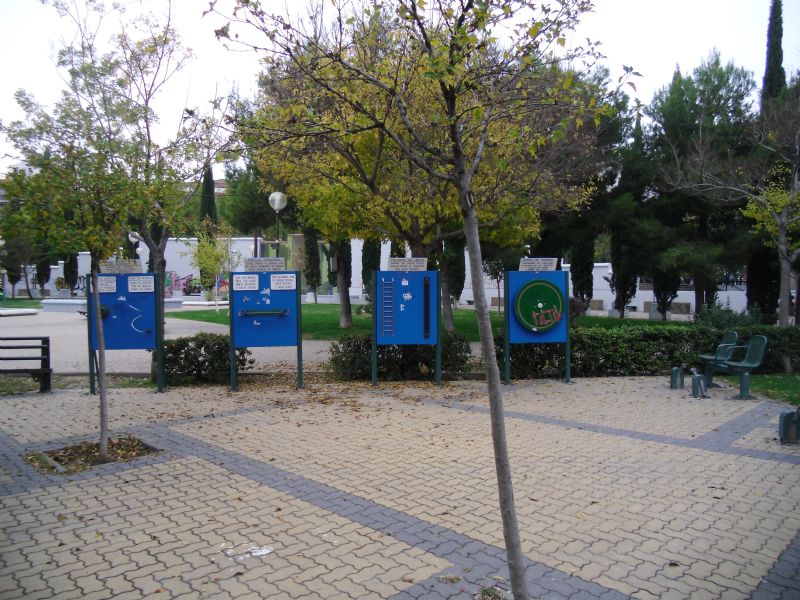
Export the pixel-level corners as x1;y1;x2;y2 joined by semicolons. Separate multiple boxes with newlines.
88;274;157;350
376;270;439;346
507;270;569;344
230;271;300;348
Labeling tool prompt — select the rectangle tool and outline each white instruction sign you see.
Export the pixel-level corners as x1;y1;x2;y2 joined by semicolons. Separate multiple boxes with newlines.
97;276;117;293
244;257;286;272
127;275;155;293
233;274;259;291
270;273;297;290
387;257;428;271
519;257;558;272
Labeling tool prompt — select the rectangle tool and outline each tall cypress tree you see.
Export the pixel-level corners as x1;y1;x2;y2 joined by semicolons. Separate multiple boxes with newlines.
303;227;321;302
569;227;594;311
389;240;405;258
361;238;382;300
761;0;786;108
64;252;78;295
747;0;785;322
199;164;217;227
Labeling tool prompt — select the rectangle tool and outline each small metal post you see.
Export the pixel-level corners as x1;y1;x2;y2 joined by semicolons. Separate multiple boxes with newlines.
371;272;378;386
274;211;280;258
563;271;571;384
738;371;751;399
229;272;238;392
296;271;303;389
434;272;442;386
503;272;511;385
691;374;706;398
670;367;684;389
86;274;96;395
155;273;165;393
704;366;716;388
41;336;51;392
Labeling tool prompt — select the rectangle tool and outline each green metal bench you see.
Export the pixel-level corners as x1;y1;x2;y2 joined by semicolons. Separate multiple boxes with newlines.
0;336;53;392
704;335;768;399
698;330;738;365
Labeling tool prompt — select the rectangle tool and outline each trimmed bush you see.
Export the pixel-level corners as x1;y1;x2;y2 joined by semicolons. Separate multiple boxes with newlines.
495;325;800;379
328;330;472;381
156;333;254;385
732;325;800;373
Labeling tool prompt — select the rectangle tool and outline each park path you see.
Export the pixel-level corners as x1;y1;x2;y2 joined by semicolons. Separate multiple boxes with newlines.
0;310;331;374
1;376;799;598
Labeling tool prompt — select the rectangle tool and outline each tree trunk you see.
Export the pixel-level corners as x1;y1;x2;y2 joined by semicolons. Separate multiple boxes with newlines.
441;263;455;331
22;265;33;299
693;277;704;315
337;266;352;328
437;227;455;331
777;233;792;329
90;255;109;463
778;254;792;371
461;190;529;600
776;222;793;370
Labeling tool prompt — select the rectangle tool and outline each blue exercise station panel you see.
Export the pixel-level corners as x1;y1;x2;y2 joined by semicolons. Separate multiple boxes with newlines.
88;274;158;350
507;270;569;345
375;270;439;346
230;271;300;348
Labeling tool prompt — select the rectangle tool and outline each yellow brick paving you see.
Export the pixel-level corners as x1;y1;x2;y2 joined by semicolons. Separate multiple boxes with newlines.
174;385;800;599
1;376;799;599
1;457;449;599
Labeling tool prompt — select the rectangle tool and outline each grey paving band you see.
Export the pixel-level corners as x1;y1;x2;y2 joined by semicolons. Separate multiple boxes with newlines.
0;427;42;493
437;400;800;465
148;427;630;600
751;529;800;600
2;387;798;599
1;416;629;598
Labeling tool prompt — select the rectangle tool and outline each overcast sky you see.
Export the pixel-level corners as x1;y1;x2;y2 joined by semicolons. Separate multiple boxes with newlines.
1;0;798;175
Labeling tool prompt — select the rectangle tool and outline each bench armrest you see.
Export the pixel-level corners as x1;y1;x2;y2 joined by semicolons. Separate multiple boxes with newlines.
724;345;749;361
714;344;736;360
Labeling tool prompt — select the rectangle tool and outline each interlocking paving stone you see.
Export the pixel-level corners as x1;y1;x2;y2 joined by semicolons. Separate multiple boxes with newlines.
0;377;798;598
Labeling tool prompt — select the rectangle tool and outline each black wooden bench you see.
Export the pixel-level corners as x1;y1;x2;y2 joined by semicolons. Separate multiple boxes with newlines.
0;337;53;392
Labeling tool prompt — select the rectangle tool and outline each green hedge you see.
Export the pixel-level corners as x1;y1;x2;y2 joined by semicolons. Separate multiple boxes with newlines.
495;325;800;379
328;331;472;381
156;333;254;385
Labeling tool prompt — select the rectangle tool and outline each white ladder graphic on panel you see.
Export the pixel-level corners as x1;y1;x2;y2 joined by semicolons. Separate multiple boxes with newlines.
381;278;394;336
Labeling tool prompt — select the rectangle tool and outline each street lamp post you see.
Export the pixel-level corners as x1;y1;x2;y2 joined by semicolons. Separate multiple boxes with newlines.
269;191;287;258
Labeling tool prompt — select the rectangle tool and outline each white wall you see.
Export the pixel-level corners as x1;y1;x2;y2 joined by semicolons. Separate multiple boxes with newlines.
459;260;747;315
3;239;749;314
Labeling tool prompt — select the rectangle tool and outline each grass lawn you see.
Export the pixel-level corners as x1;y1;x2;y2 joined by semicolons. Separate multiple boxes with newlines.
573;315;688;329
168;303;689;341
167;304;504;342
0;298;42;309
729;374;800;406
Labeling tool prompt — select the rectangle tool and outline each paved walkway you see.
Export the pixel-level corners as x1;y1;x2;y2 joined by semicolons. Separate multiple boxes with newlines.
0;310;332;374
1;376;799;599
